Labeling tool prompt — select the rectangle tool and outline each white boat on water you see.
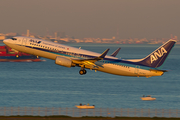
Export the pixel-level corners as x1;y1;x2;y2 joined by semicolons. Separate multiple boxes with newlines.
76;104;95;109
141;95;156;101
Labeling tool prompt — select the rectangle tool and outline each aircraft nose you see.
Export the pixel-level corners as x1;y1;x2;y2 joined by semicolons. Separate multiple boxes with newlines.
3;39;10;45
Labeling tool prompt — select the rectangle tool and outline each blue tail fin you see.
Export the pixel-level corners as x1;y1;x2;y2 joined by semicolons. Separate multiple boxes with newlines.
138;39;176;68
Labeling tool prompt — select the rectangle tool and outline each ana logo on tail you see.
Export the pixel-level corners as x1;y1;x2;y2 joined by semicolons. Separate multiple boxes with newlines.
150;47;167;63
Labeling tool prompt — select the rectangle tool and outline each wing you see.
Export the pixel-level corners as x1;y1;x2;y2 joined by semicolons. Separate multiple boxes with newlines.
72;49;110;70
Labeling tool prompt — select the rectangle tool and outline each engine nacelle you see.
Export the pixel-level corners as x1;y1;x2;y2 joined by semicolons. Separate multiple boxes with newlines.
55;56;72;68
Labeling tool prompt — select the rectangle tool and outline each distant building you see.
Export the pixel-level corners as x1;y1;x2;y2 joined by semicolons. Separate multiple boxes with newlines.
0;35;5;41
27;29;30;37
6;33;17;36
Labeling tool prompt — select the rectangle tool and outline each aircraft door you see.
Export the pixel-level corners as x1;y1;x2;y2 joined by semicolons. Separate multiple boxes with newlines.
22;38;27;45
134;65;140;74
21;38;27;52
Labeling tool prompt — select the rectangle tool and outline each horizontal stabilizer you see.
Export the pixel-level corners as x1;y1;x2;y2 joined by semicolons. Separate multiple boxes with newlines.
111;48;121;57
150;69;168;72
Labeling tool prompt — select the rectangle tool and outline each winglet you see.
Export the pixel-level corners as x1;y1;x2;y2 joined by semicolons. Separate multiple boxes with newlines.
111;48;121;57
95;49;110;60
99;49;110;58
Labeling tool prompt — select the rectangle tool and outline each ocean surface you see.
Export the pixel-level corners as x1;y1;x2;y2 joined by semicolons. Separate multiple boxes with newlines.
0;43;180;109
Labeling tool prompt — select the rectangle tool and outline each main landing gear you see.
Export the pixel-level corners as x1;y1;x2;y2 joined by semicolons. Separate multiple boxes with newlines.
79;69;87;75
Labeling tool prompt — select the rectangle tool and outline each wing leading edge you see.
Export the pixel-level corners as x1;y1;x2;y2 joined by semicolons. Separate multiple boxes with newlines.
72;49;110;69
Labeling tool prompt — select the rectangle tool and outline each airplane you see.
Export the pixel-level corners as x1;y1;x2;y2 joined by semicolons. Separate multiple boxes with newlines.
3;36;176;77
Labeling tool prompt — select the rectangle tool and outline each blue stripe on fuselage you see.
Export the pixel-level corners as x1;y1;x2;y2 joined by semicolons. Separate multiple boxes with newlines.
22;44;155;70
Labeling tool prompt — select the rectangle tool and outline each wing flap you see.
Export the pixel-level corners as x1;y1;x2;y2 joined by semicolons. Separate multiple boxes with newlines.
72;49;109;69
72;48;109;63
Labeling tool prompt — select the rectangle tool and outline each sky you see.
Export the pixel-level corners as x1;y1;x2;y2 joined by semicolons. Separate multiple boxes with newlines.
0;0;180;39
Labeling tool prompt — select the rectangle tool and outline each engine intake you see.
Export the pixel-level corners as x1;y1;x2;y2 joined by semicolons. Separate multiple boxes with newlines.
55;56;72;68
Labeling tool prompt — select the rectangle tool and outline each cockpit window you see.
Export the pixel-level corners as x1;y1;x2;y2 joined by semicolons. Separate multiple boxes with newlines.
11;38;17;40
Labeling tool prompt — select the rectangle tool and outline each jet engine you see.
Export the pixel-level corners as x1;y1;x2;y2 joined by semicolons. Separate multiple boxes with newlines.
55;56;73;68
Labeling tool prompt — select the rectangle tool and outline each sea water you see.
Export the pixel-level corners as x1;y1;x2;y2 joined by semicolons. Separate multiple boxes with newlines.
0;43;179;109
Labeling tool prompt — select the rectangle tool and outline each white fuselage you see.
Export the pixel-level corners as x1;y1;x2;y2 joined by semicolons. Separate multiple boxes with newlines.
3;36;164;77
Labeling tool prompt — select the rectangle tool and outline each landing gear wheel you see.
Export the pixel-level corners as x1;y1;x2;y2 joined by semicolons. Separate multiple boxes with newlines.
79;70;84;75
83;70;87;74
79;69;87;75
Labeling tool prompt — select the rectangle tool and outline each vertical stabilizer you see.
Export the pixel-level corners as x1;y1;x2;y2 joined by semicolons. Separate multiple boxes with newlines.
138;39;176;68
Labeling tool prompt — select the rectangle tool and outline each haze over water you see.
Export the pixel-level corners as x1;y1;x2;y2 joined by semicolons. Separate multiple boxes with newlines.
0;43;179;109
1;0;180;39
